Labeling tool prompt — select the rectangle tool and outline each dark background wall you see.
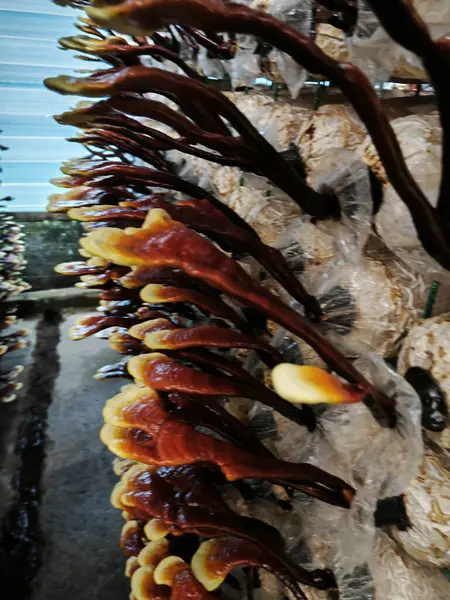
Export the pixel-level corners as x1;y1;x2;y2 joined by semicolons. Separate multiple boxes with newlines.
14;214;83;291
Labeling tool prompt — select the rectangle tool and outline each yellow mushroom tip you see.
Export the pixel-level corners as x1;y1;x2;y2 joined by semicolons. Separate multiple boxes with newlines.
85;5;154;36
138;539;170;570
271;364;364;405
143;330;168;350
85;6;109;22
129;319;174;341
68;326;84;341
140;284;165;304
191;539;223;591
110;482;126;510
130;566;156;600
103;385;154;426
100;423;126;449
144;519;170;542
127;352;165;381
125;556;140;578
112;457;136;478
54;263;69;274
126;354;145;380
44;75;76;95
153;556;186;586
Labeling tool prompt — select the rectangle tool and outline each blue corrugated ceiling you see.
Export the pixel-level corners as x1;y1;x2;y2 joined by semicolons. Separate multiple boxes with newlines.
0;1;97;211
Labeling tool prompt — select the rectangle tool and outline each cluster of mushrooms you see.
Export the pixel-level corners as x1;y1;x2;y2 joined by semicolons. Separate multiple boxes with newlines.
0;134;29;404
47;0;450;598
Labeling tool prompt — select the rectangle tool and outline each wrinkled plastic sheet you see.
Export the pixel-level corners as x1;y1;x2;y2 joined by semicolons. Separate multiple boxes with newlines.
255;355;427;598
352;0;450;82
303;256;423;358
276;149;373;275
371;114;448;282
392;446;450;568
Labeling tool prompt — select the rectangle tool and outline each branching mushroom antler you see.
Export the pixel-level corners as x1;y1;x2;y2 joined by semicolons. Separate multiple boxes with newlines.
101;383;354;507
51;98;322;317
81;208;393;421
45;66;340;219
48;3;437;597
113;463;335;600
127;351;312;426
66;197;322;318
82;0;450;270
118;532;216;599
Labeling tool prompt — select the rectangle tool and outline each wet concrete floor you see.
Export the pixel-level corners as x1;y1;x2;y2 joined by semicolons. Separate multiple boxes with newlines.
0;309;129;600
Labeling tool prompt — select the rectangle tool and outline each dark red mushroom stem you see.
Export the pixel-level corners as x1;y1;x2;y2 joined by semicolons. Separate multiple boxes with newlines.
83;0;450;269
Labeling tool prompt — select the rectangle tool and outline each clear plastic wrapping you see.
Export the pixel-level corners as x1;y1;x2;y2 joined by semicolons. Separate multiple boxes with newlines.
352;0;450;82
296;105;366;173
276;148;373;276
230;185;301;245
268;172;425;371
361;113;442;185
313;355;422;494
262;0;311;34
315;23;350;62
254;100;309;152
398;313;450;450
362;113;449;282
370;532;450;599
237;0;311;95
228;92;277;134
174;154;211;188
351;1;406;85
375;180;448;282
312;150;373;256
300;532;450;599
403;1;448;78
227;92;300;151
391;446;450;568
196;46;226;80
277;149;423;359
273;357;424;599
264;0;311;98
276;217;337;274
272;51;308;99
223;34;261;89
269;353;423;513
303;255;423;358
